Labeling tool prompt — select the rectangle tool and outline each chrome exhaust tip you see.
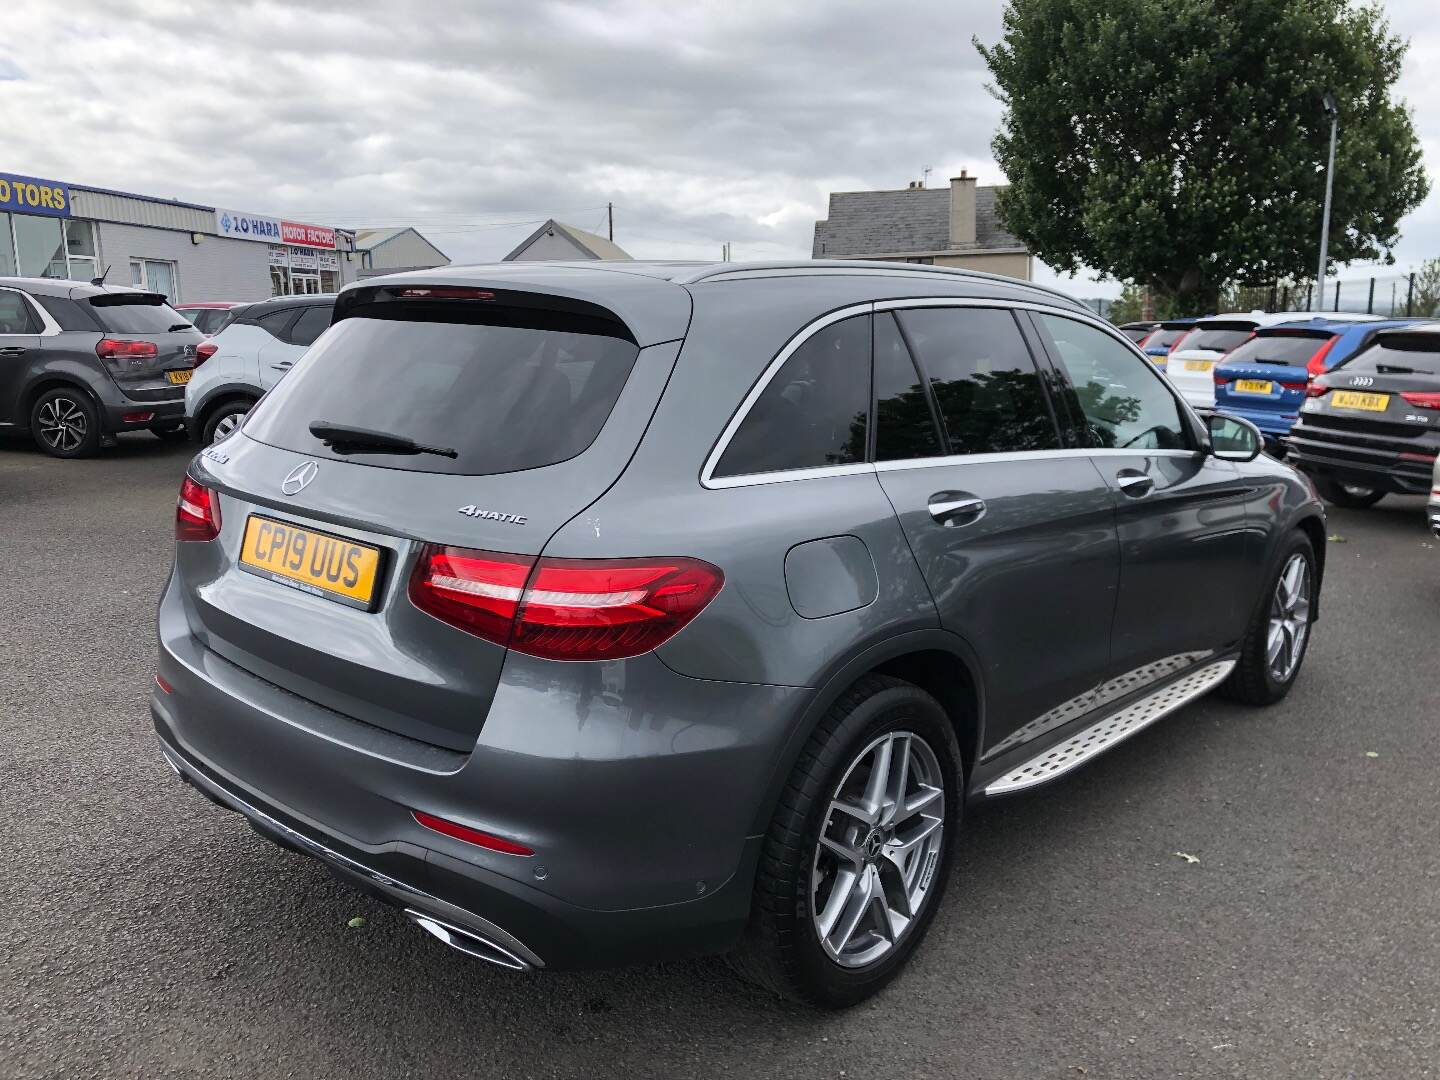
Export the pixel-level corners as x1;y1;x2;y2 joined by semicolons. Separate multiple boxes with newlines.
404;909;533;971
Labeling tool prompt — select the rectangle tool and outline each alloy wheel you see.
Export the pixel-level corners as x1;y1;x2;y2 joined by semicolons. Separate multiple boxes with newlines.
810;731;945;969
37;397;87;453
212;411;244;442
1267;553;1311;682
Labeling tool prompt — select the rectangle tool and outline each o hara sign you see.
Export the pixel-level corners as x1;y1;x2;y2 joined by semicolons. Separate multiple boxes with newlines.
0;172;71;218
216;208;335;249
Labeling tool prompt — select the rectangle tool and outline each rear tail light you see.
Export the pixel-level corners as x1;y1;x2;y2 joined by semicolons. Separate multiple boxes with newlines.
394;287;496;301
1279;381;1308;392
121;411;155;423
176;476;221;541
409;546;724;661
411;810;533;856
1305;336;1339;379
1135;331;1156;350
1168;330;1195;354
1400;391;1440;410
1305;383;1330;398
96;338;159;359
1213;369;1233;385
194;342;218;367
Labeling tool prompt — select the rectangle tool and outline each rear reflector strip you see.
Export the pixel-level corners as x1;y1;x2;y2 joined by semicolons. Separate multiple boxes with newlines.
154;673;173;694
412;810;534;856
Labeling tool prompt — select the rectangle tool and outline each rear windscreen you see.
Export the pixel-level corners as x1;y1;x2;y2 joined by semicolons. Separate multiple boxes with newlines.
1223;333;1329;366
1186;327;1254;352
242;310;641;475
88;295;193;334
1147;328;1189;349
1120;327;1153;342
1340;340;1440;375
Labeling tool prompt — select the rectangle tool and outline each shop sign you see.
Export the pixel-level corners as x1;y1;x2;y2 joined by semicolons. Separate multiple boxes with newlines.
216;208;284;243
317;250;339;271
290;250;320;270
281;221;336;249
0;172;71;218
267;246;289;266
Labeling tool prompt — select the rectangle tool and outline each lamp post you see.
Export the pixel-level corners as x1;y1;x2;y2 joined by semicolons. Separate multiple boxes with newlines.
1315;92;1339;311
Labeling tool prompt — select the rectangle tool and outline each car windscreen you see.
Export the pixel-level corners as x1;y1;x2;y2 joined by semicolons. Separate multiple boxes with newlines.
1147;328;1189;349
1185;325;1255;352
1223;332;1330;366
1339;338;1440;375
242;308;641;476
87;294;194;334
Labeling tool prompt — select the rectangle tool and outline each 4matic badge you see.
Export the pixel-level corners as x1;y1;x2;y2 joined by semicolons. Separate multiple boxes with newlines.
458;505;528;525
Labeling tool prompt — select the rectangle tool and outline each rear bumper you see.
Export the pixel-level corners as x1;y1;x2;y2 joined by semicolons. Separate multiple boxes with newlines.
102;397;185;432
1213;403;1297;439
152;571;804;969
1286;430;1436;494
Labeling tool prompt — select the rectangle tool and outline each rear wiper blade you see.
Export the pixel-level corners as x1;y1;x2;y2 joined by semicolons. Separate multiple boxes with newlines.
308;421;458;459
1376;364;1434;375
167;322;194;332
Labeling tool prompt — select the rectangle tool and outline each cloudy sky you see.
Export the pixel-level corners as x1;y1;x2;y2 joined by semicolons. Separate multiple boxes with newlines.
1;0;1436;297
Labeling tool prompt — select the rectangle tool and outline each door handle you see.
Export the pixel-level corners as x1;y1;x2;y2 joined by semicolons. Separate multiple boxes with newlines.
1115;469;1154;498
0;346;25;357
271;361;293;371
928;493;987;527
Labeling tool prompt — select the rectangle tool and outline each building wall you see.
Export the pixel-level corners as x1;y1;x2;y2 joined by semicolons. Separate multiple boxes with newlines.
368;230;448;270
70;189;212;234
508;230;588;261
931;252;1033;281
95;223;273;302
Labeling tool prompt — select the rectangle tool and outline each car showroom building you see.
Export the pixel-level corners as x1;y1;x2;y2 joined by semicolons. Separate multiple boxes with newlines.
0;169;447;304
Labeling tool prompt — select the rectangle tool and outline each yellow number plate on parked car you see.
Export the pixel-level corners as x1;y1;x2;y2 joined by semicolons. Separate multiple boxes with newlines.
1330;390;1390;412
1234;379;1274;394
238;516;381;608
1184;359;1213;372
166;370;192;385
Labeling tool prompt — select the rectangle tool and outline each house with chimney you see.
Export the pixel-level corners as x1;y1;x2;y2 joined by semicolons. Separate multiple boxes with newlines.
811;172;1031;280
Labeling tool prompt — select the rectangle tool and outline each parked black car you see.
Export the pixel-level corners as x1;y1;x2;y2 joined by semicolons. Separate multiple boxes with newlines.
1287;324;1440;507
0;277;204;457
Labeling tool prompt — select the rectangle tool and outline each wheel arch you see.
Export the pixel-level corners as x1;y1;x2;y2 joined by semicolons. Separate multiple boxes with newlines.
195;385;260;428
746;629;986;837
22;376;105;430
1292;511;1327;620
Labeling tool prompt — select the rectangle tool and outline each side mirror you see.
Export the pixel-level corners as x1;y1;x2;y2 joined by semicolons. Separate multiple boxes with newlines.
1207;412;1263;462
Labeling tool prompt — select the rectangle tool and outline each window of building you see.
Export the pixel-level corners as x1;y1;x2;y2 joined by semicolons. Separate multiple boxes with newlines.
13;214;67;278
64;221;99;282
873;312;943;461
0;214;16;277
129;258;179;300
896;307;1061;455
713;315;870;478
1035;314;1190;451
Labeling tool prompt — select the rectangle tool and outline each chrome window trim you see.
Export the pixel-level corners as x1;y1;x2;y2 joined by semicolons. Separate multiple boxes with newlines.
874;447;1199;473
700;302;874;489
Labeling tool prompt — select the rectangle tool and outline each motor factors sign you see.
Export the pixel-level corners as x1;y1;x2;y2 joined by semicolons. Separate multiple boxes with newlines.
216;208;335;248
0;172;71;218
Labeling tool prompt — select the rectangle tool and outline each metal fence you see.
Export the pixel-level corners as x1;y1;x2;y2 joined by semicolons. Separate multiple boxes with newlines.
1234;269;1440;318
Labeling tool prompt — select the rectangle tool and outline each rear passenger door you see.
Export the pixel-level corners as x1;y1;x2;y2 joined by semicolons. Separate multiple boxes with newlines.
1028;312;1253;679
0;288;43;425
871;303;1120;758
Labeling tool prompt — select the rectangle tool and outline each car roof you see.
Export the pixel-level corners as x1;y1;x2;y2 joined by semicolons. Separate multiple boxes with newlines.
1375;322;1440;343
1119;320;1158;329
177;301;248;309
339;260;1089;348
0;276;166;301
241;294;336;313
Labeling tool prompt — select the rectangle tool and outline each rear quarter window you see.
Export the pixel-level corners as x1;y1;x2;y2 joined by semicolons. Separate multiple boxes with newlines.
243;306;642;476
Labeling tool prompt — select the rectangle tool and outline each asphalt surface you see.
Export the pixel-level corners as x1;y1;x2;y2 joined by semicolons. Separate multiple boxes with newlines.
3;433;1438;1080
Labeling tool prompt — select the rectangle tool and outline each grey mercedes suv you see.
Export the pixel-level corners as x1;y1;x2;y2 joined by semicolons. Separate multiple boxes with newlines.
153;261;1326;1007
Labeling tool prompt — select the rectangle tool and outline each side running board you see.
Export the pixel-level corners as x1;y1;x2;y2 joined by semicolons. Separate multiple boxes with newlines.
985;659;1237;796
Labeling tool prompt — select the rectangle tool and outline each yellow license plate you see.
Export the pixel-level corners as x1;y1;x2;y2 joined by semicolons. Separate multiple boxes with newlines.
1235;379;1274;395
239;516;381;608
1330;390;1390;412
1184;359;1213;372
166;370;192;385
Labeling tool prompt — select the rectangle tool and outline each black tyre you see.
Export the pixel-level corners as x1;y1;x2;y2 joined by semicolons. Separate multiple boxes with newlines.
733;675;961;1008
201;398;254;445
149;424;189;442
1314;476;1384;509
1222;531;1317;706
30;388;101;458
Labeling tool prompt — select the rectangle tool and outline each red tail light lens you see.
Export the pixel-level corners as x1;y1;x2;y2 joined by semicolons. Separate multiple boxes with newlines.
176;476;221;541
1168;330;1196;354
96;338;159;359
1135;331;1156;350
1213;369;1233;385
1400;391;1440;410
194;342;218;367
412;810;533;856
1305;383;1330;398
395;287;496;301
1279;381;1308;392
1305;336;1339;379
409;546;724;661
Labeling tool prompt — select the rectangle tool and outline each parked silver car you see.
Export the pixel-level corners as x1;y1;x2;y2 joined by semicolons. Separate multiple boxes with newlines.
154;261;1326;1007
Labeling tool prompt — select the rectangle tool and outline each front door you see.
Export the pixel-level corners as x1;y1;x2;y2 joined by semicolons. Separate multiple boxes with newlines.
0;288;43;425
1030;312;1253;686
871;306;1120;757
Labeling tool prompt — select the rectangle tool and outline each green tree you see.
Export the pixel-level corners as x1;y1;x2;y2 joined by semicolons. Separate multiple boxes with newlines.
976;0;1429;313
1411;259;1440;318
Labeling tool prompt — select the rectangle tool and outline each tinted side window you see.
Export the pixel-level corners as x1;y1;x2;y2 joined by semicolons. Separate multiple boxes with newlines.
1036;314;1190;451
896;307;1059;455
255;308;296;340
287;305;332;347
873;313;942;461
32;293;102;331
714;315;870;478
0;291;40;334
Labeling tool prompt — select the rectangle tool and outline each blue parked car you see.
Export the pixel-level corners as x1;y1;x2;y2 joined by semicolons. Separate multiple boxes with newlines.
1137;318;1199;370
1214;318;1432;444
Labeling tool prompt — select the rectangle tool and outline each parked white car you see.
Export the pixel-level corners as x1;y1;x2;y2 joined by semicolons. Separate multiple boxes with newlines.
185;295;335;443
1166;311;1382;408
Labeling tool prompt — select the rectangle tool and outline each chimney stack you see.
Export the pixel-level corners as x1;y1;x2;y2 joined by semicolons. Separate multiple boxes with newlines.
949;170;977;247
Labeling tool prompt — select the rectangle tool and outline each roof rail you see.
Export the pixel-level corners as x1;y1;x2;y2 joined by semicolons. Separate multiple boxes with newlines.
673;259;1083;307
